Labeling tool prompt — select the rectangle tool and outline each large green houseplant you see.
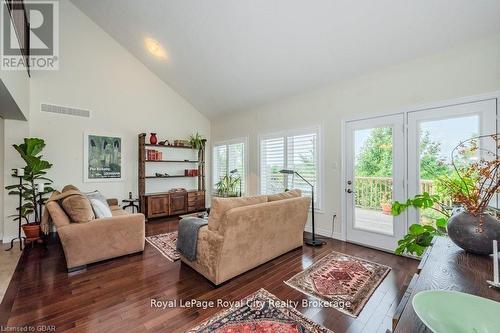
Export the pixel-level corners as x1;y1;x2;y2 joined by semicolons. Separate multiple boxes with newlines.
392;134;500;256
5;138;54;237
215;174;241;197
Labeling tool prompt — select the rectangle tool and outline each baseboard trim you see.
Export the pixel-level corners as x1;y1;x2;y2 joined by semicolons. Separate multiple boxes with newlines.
303;225;342;240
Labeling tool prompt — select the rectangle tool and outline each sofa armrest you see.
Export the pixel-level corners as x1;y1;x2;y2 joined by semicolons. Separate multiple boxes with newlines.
57;213;145;269
107;198;119;206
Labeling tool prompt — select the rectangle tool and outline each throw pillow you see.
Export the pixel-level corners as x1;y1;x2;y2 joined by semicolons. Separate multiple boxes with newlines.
86;191;113;218
60;190;95;223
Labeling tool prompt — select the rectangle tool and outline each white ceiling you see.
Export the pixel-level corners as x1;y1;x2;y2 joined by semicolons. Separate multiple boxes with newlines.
71;0;500;118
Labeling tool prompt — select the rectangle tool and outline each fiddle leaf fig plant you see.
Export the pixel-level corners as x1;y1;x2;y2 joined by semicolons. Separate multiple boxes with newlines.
5;138;54;225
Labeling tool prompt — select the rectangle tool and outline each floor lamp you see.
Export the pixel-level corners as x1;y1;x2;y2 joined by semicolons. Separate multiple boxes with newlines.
279;169;325;246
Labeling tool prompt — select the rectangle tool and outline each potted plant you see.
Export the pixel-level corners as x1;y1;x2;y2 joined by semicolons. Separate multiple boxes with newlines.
5;138;54;239
215;174;241;197
392;134;500;256
189;132;205;150
380;192;392;215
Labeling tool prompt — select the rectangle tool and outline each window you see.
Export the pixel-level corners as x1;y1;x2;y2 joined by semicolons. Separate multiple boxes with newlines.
260;127;321;209
212;139;246;195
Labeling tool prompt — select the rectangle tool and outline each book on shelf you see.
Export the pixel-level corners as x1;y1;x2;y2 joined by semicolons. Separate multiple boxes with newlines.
145;149;163;161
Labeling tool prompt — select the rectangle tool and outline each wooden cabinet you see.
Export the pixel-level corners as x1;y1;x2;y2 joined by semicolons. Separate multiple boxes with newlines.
187;191;205;212
146;195;170;218
169;193;187;215
144;190;205;219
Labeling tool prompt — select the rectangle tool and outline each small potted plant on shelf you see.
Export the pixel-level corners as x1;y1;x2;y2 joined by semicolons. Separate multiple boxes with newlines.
189;132;205;150
5;138;54;240
392;134;500;256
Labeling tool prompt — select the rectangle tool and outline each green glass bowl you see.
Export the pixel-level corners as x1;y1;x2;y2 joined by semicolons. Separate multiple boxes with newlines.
413;290;500;333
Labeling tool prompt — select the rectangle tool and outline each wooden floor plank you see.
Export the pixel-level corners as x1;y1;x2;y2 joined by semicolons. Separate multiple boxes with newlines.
4;217;418;332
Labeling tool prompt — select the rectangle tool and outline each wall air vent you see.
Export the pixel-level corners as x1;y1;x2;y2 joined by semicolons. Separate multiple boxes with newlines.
41;103;91;118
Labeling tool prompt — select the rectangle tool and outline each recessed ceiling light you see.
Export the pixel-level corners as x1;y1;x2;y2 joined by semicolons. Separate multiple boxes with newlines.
145;38;167;59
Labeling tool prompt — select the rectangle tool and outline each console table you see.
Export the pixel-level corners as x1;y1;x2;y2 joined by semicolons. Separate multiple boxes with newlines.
393;236;500;332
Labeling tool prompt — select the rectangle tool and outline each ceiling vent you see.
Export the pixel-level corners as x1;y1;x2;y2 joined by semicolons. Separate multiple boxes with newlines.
41;103;91;118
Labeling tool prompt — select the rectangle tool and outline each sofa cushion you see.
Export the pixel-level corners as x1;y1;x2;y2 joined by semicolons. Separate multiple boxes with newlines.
208;195;268;231
267;189;302;202
61;190;95;223
86;191;112;218
111;209;129;217
45;200;71;229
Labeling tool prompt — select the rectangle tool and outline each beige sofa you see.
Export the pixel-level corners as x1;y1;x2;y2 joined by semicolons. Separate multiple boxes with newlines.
180;189;311;285
43;194;145;272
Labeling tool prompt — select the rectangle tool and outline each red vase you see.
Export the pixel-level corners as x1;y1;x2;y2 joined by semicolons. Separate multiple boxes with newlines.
149;133;158;145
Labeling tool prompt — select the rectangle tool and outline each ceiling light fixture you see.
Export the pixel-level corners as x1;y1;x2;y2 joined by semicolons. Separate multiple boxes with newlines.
145;38;167;60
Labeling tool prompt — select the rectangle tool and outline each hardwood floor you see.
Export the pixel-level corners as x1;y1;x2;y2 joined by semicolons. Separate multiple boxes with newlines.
2;218;418;333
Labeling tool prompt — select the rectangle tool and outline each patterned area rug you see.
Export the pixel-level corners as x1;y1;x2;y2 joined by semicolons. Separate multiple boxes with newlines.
285;251;391;317
186;289;332;333
145;231;180;261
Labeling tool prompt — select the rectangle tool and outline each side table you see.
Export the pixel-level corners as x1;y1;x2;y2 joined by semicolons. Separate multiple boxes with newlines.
122;199;140;213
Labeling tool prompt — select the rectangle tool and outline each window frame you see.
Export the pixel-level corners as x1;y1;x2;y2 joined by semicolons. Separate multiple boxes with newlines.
258;125;324;211
211;137;249;196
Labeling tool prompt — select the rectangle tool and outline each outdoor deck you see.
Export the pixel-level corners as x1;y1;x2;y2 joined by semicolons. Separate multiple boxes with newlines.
355;208;393;234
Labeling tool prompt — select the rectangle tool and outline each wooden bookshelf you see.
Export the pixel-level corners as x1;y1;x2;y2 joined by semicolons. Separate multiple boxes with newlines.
138;133;206;219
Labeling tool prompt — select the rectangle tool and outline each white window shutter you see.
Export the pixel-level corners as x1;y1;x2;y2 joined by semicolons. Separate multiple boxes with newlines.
287;133;317;200
228;142;245;194
213;145;227;191
260;137;285;194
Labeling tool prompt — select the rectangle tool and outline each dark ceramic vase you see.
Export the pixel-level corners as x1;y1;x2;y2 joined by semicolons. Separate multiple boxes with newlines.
447;212;500;255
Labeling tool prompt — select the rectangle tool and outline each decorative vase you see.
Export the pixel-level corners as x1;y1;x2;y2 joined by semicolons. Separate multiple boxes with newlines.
447;211;500;255
149;133;158;145
22;223;41;240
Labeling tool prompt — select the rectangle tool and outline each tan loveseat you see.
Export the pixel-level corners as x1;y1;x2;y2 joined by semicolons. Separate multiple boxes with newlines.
180;189;311;285
42;190;145;272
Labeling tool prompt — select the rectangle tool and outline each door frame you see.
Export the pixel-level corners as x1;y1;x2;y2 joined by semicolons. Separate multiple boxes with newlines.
340;91;500;248
344;113;406;251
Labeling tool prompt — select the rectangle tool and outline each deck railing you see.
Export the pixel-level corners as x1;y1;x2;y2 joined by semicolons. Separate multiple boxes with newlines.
354;176;451;210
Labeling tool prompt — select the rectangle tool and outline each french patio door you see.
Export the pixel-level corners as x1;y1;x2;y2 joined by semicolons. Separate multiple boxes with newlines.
344;98;497;252
407;99;497;225
344;114;406;251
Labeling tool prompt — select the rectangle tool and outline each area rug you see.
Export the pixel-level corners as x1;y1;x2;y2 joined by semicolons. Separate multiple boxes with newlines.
285;251;391;317
145;231;180;261
186;289;332;333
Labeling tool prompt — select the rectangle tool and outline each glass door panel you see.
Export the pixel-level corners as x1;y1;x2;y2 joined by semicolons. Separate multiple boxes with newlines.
345;114;405;251
353;127;394;235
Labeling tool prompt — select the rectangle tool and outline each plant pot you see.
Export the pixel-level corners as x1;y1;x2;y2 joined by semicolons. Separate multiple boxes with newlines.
447;211;500;255
381;203;392;215
22;223;41;239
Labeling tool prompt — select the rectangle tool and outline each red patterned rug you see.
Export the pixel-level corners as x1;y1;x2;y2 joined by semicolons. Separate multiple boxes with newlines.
145;231;180;261
186;289;332;333
285;251;391;317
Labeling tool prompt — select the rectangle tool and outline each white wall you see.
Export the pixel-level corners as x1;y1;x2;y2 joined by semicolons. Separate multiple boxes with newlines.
0;7;30;120
211;34;500;239
2;120;30;241
2;0;210;242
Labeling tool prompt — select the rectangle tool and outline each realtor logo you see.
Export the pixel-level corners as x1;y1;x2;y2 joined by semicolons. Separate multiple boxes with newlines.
1;0;59;70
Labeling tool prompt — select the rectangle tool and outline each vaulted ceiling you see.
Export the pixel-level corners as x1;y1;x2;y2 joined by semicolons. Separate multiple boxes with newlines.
71;0;500;118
